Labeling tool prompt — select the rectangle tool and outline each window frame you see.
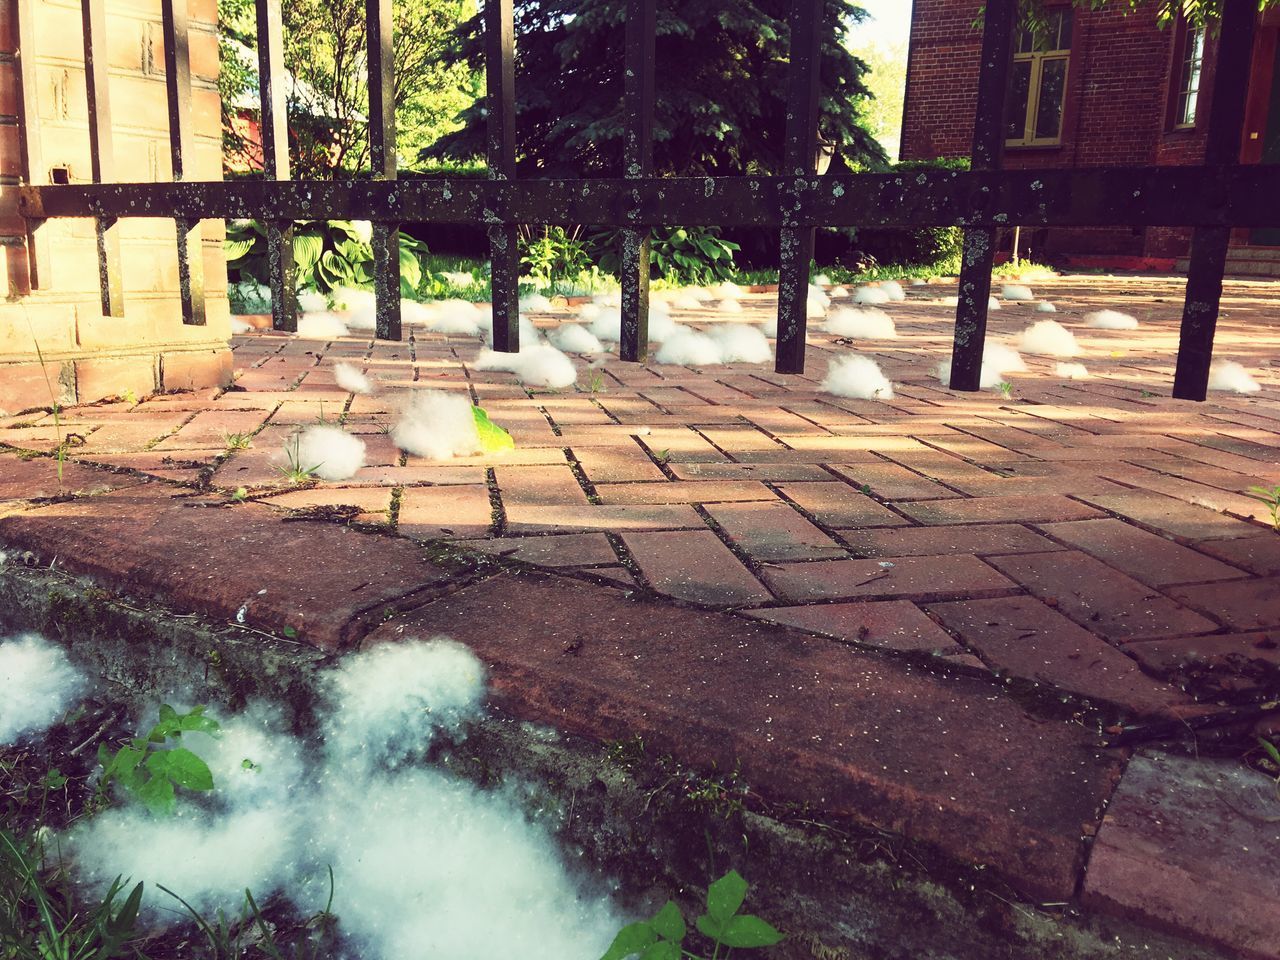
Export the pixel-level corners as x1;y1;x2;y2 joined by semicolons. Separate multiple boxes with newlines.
1005;8;1073;148
1171;20;1206;130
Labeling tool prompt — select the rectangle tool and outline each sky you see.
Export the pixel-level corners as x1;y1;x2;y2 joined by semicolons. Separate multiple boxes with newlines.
848;0;912;50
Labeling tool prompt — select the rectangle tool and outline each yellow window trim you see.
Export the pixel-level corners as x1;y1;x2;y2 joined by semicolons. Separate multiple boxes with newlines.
1006;50;1070;147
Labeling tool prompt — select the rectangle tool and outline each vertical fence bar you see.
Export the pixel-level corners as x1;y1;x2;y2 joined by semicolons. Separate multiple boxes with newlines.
619;0;656;363
255;0;296;332
774;0;824;374
485;0;520;353
947;0;1015;391
14;0;50;289
367;0;401;341
1172;0;1257;401
82;0;123;316
160;0;206;325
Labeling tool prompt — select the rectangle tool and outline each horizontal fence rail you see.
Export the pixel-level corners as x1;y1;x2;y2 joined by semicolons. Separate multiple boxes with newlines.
14;0;1277;401
20;166;1280;228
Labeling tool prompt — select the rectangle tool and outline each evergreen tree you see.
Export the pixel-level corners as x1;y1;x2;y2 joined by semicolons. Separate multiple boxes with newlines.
423;0;887;177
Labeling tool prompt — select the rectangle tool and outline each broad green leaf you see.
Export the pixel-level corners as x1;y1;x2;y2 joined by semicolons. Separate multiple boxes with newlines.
695;913;723;942
639;942;680;960
599;921;657;960
293;231;326;274
705;870;748;924
717;914;784;948
649;901;685;943
135;775;176;815
223;238;257;262
1260;737;1280;766
472;406;515;452
145;748;214;792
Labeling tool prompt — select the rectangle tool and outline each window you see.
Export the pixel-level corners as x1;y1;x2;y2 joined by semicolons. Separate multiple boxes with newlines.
1005;9;1072;147
1174;23;1206;128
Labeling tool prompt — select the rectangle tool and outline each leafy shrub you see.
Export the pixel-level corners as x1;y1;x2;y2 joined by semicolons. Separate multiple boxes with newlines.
519;225;591;288
225;219;431;296
590;226;740;285
96;704;220;815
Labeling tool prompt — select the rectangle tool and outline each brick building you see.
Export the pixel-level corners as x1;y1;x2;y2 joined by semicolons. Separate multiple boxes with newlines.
901;1;1280;273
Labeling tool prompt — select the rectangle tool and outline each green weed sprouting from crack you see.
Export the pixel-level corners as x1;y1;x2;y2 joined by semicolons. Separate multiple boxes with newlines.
277;434;323;484
996;381;1013;400
96;704;220;816
1246;485;1280;532
25;321;65;492
221;431;253;450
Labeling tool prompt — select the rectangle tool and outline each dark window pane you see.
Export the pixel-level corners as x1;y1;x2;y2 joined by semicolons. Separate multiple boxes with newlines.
1006;60;1032;140
1017;25;1035;53
1057;10;1073;50
1034;58;1067;140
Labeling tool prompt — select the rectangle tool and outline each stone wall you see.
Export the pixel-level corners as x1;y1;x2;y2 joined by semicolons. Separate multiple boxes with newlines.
0;0;231;415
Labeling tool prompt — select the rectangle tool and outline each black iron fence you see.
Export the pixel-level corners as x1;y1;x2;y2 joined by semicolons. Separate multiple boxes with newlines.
14;0;1278;400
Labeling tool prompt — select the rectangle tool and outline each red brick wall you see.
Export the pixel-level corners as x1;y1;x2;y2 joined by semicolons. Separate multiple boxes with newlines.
901;1;1221;261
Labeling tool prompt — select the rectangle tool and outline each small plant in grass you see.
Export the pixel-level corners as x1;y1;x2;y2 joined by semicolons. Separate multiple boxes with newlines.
1246;485;1280;531
222;431;253;450
587;369;607;394
277;434;323;484
97;704;220;815
600;869;782;960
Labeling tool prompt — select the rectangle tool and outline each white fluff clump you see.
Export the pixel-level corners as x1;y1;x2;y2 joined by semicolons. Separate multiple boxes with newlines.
823;307;896;339
475;344;577;388
936;342;1026;389
1018;319;1081;357
346;305;377;331
1085;309;1139;330
880;280;906;302
812;273;831;287
331;287;375;313
829;285;849;298
587;309;622;341
0;635;85;745
484;313;540;348
391;391;481;460
549;323;604;354
708;324;772;364
334;362;374;395
655;329;723;366
853;286;891;305
577;301;602;321
806;296;827;319
1036;301;1057;313
1056;362;1090;380
1208;360;1262;394
289;425;366;482
718;298;743;314
429;300;483;336
687;287;716;303
712;281;744;300
296;312;349;339
296;289;329;313
668;291;703;310
323;639;486;769
647;310;681;342
401;300;437;327
593;291;621;307
762;313;778;337
988;296;1002;311
1001;283;1035;301
519;293;552;313
807;284;830;307
910;278;927;287
230;317;253;335
822;355;895;400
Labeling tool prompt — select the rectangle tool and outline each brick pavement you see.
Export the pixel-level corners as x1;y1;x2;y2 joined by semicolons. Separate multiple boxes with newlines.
2;273;1279;956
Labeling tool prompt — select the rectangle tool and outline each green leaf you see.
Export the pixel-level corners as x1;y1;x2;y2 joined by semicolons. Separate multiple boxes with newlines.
599;921;657;960
223;238;257;263
1260;737;1280;766
718;914;784;948
649;901;685;943
293;230;326;275
472;406;515;452
135;775;176;815
145;748;214;792
705;870;748;924
639;942;680;960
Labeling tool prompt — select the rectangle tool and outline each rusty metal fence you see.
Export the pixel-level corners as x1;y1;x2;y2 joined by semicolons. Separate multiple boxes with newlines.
13;0;1280;400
